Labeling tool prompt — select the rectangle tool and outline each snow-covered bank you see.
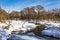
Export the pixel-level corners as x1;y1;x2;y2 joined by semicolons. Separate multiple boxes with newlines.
42;27;60;38
39;20;60;28
0;23;8;29
0;29;9;40
0;20;60;34
0;20;60;40
0;20;38;34
27;20;60;28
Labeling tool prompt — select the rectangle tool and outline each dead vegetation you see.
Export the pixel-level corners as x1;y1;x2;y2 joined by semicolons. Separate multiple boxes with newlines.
34;24;46;36
0;5;60;22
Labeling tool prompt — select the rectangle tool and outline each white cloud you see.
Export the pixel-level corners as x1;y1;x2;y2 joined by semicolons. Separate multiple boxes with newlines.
45;3;60;11
44;1;60;7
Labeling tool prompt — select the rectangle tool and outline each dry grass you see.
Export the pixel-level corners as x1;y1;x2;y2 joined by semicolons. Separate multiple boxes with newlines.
3;26;9;30
0;20;6;23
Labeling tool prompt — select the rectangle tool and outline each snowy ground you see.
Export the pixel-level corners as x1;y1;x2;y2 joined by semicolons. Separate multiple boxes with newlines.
39;20;60;27
0;20;60;40
0;20;38;34
0;20;60;34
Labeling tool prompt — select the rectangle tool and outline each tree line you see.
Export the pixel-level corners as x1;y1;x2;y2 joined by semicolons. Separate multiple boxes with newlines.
0;5;60;21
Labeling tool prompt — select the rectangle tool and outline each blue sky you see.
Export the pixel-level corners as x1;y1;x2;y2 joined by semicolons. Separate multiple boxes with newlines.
0;0;60;12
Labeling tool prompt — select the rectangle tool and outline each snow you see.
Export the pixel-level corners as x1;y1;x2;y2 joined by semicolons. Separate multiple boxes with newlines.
23;22;36;30
0;29;47;40
0;23;7;26
0;20;37;34
0;20;60;34
39;20;60;28
8;33;47;40
0;23;8;29
42;27;60;38
0;29;9;40
0;20;60;39
8;20;37;34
